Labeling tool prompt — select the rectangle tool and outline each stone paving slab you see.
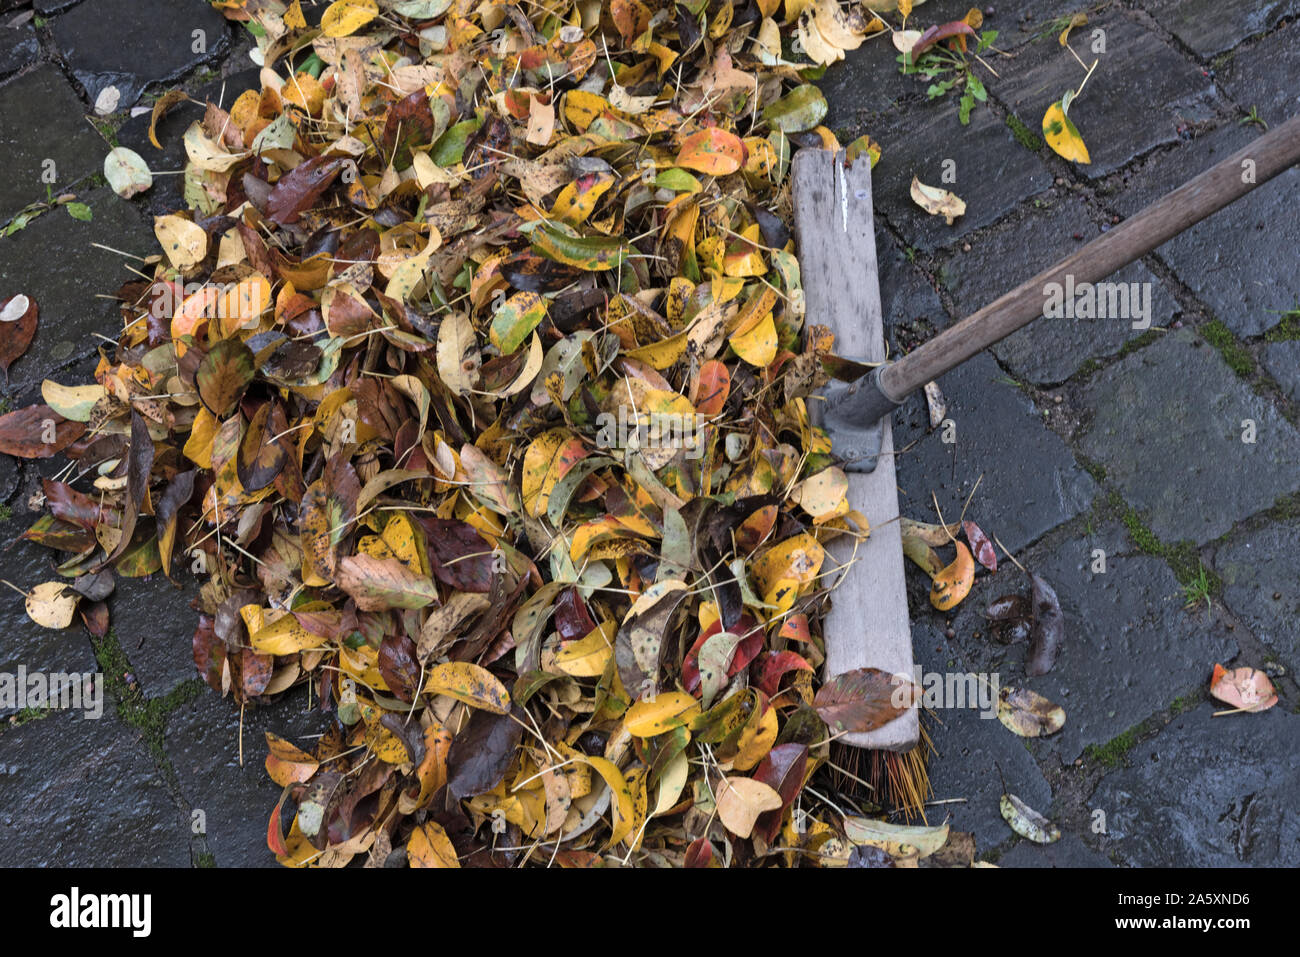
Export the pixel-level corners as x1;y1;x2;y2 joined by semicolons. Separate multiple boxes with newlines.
1077;326;1300;544
0;707;191;866
1141;0;1300;59
166;687;331;867
0;64;105;220
1107;122;1300;339
0;187;155;393
1088;703;1300;866
997;11;1219;179
822;1;1054;143
111;573;205;699
50;0;230;110
908;616;1054;857
998;832;1114;867
0;513;100;720
0;22;38;76
1214;517;1300;671
1261;340;1300;401
894;348;1098;553
869;101;1054;253
877;232;1098;553
1219;20;1300;126
928;522;1238;765
939;198;1181;385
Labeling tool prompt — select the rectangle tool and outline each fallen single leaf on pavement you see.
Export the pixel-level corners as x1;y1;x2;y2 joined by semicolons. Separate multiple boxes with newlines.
910;176;967;224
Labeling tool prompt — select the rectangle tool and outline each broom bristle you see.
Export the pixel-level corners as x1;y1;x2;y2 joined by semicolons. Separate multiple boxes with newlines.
828;713;935;822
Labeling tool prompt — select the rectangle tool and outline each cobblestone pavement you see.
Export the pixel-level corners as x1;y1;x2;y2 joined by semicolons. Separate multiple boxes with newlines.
0;0;1296;867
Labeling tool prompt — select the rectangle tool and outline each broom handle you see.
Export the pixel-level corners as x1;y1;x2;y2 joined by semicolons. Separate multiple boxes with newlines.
875;114;1300;404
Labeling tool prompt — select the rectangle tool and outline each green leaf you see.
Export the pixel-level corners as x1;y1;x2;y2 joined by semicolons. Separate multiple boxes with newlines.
761;84;828;133
431;119;480;166
65;202;93;222
530;223;629;272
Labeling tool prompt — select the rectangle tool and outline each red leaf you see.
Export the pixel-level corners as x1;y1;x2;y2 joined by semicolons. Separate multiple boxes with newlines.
963;519;997;571
267;156;345;225
0;404;85;458
911;21;980;58
753;742;809;843
755;650;814;697
0;294;38;377
812;667;918;733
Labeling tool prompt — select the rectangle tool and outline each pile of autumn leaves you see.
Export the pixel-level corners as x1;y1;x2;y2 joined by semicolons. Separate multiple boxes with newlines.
9;0;955;867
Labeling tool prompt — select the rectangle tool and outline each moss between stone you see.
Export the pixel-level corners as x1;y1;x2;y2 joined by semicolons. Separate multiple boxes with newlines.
1201;319;1255;378
1116;328;1161;359
1085;691;1203;769
1111;493;1219;593
1268;491;1300;521
91;630;204;767
1263;308;1300;342
1084;726;1139;768
1004;112;1043;152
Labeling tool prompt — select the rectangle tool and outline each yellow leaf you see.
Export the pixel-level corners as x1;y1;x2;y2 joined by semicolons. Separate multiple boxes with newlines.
554;621;616;677
320;0;378;38
909;176;966;224
407;822;461;867
929;541;974;611
283;0;307;30
732;704;779;771
25;582;77;629
154;214;208;269
624;690;702;737
426;661;511;714
264;732;319;786
751;532;825;597
1059;12;1087;46
250;611;327;655
1042;99;1091;164
583;756;637;849
729;312;777;366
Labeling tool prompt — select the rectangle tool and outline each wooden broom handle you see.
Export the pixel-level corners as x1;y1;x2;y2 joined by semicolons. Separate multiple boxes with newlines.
877;114;1300;403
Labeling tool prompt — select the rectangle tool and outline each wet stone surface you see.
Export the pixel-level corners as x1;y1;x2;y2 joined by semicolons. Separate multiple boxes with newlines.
1219;19;1300;125
0;707;191;866
869;102;1054;253
0;22;38;76
1107;123;1300;338
822;0;1051;143
50;0;229;110
939;199;1181;385
166;687;332;867
0;64;105;219
944;522;1237;764
908;617;1053;857
997;11;1218;179
1214;517;1300;670
1089;703;1300;866
111;572;204;698
0;512;100;720
894;349;1098;553
1077;327;1300;544
1261;340;1300;402
998;831;1114;867
1140;0;1300;59
0;188;155;393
